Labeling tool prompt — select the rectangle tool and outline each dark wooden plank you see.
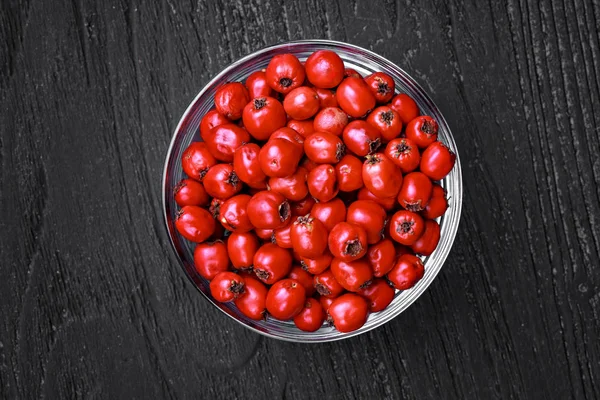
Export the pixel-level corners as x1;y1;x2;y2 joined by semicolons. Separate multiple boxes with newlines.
1;0;599;399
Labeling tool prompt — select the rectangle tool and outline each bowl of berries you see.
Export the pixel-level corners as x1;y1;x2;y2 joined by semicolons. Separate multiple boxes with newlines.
163;40;462;342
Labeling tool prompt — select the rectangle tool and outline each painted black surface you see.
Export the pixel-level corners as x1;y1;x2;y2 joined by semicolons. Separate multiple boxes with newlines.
1;0;599;398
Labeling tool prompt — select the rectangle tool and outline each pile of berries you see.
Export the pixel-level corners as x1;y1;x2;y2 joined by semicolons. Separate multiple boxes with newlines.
174;50;455;333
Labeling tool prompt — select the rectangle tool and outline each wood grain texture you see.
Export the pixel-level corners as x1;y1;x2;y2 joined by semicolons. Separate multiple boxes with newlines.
1;0;599;398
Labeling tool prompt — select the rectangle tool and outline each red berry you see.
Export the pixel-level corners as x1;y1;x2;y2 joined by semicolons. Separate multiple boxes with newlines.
293;298;325;332
266;279;306;320
210;272;246;302
327;293;369;333
386;254;424;290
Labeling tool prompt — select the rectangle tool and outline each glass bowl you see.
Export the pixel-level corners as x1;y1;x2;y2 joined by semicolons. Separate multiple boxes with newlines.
162;40;463;342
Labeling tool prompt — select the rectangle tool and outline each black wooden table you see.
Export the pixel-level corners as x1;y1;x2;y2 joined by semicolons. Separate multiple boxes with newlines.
2;0;599;398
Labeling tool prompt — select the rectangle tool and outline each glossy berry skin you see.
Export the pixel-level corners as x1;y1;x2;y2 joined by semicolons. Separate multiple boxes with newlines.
300;250;334;275
174;179;210;207
272;221;293;248
358;279;395;312
362;153;403;199
410;219;441;256
266;279;306;320
214;82;250;120
310;198;347;232
203;164;242;200
290;196;316;217
288;266;316;297
175;206;216;243
398;172;433;212
420;142;456;181
389;210;425;246
356;187;396;211
304;131;346;164
181;142;217;181
405;116;439;149
247;191;291;230
194;240;229;280
342;120;382;157
335;155;364;192
331;258;373;292
205;124;250;162
319;296;336;313
366;106;402;142
313;107;349;137
384;138;420;173
364;72;395;104
307;164;339;203
290;214;329;258
328;222;368;262
336;77;376;118
287;119;315;138
366;239;396;277
242;97;287;141
387;254;424;290
233;143;267;186
253;243;293;284
293;298;326;332
265;54;305;94
313;269;344;298
304;50;345;88
218;194;253;233
327;293;369;333
283;86;320;120
234;274;268;320
390;93;419;125
268;167;309;202
254;228;274;241
209;271;245;302
227;232;259;270
245;70;274;98
200;109;230;141
346;200;387;244
421;185;449;219
269;127;305;151
314;88;338;108
259;138;303;178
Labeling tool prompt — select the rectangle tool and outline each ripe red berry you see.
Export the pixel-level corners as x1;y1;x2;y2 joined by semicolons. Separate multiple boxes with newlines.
214;82;250;120
328;222;368;262
174;179;210;207
175;206;216;243
293;298;325;332
266;279;306;320
210;272;246;302
390;93;419;125
234;274;268;320
405;116;439;149
358;279;395;312
304;50;345;88
265;54;305;94
364;72;395;104
386;254;424;290
327;293;369;333
290;214;329;258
